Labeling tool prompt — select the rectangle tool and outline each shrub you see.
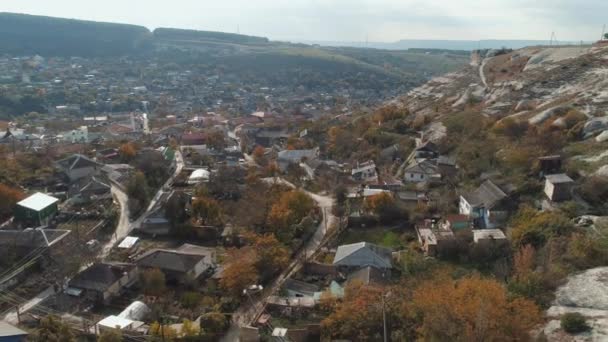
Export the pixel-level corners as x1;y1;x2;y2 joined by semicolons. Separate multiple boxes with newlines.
561;312;590;334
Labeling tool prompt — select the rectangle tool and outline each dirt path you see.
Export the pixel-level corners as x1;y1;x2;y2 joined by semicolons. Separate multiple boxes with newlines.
221;178;336;341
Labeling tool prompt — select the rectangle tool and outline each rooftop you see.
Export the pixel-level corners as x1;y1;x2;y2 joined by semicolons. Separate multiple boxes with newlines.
472;229;507;242
17;192;59;212
0;321;28;337
545;173;574;184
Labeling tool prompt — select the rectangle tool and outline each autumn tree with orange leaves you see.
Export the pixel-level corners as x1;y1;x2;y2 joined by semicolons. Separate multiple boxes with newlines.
267;190;314;242
118;142;137;162
0;184;24;219
220;247;259;297
412;275;542;341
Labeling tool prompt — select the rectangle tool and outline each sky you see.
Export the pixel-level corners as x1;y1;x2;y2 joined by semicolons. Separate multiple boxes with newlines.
1;0;606;42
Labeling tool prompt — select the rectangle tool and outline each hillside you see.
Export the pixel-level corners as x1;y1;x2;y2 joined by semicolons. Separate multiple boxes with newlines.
153;27;269;45
0;12;152;57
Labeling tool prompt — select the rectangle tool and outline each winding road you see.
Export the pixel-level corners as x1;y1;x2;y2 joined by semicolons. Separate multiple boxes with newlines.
221;177;336;342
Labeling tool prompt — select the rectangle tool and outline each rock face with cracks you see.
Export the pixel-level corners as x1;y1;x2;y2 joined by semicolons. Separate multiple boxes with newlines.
544;267;608;341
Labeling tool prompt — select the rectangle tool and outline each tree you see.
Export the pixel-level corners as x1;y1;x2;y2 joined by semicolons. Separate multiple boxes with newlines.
267;190;314;242
513;244;535;280
252;145;266;164
192;196;222;226
412;275;542;341
99;328;122;342
32;315;75;342
0;183;24;219
200;312;229;337
126;171;150;218
181;319;200;337
561;312;590;334
118;142;137;162
220;247;259;296
510;206;573;247
150;321;177;339
250;233;290;281
180;291;202;310
141;268;166;296
363;192;405;224
321;283;388;340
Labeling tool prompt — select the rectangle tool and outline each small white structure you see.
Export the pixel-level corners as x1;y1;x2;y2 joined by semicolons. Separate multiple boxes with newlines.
188;169;210;185
62;126;88;143
118;236;140;249
472;229;507;244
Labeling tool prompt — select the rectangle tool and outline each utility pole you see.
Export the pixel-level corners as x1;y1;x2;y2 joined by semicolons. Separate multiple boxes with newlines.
382;295;387;342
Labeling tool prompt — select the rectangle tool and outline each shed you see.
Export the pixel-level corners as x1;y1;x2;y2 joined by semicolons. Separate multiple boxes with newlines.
14;193;59;226
544;174;574;202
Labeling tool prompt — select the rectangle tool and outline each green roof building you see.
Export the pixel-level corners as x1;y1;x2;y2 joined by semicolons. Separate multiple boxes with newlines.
14;192;59;226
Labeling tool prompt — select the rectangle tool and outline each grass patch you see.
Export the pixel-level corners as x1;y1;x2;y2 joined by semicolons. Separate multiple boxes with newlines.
340;227;407;249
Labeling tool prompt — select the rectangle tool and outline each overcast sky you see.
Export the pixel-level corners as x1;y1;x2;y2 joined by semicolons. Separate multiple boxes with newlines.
1;0;606;42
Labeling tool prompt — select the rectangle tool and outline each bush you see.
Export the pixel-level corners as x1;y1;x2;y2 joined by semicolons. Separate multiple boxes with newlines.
561;313;590;334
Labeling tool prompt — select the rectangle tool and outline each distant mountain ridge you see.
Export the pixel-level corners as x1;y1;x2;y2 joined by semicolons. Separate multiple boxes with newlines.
0;12;272;57
298;39;592;51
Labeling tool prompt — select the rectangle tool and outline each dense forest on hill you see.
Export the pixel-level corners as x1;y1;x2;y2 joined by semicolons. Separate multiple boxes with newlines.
0;13;152;57
153;28;269;45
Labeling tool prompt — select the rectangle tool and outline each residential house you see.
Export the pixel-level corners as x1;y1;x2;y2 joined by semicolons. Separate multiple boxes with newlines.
351;161;378;183
403;159;441;183
14;193;59;226
283;279;320;298
61;126;88;143
56;154;102;183
396;190;429;209
277;148;319;171
346;266;390;287
333;242;393;271
416;219;456;256
459;180;511;229
544;174;574;202
413;141;439;160
380;144;400;162
0;321;28;342
136;244;216;283
68;262;138;304
253;128;290;147
181;132;207;146
78;177;112;202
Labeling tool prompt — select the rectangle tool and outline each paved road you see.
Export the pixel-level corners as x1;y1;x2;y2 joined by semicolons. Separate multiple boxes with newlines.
221;177;336;342
100;185;130;258
2;151;185;323
131;150;184;231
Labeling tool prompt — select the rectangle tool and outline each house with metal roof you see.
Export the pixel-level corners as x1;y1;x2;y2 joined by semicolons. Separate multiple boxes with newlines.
68;262;137;304
277;148;319;171
55;154;102;183
135;244;216;283
0;321;28;342
333;242;393;270
459;180;511;229
14;193;59;226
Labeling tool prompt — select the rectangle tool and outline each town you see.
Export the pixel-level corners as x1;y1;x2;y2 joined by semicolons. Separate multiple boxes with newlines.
1;8;608;342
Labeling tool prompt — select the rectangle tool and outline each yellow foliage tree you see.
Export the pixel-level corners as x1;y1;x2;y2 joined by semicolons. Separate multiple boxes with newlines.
412;275;542;341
